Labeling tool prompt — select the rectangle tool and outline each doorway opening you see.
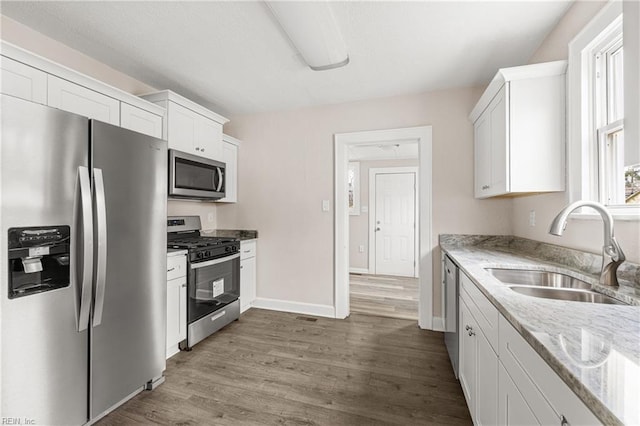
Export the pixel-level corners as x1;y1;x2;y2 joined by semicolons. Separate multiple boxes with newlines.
350;164;419;320
334;126;433;328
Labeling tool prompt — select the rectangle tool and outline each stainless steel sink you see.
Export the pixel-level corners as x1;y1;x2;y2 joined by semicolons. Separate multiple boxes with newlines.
508;286;624;305
486;268;591;290
485;268;625;305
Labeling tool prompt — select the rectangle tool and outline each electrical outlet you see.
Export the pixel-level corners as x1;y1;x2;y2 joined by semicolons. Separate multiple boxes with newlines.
529;210;536;227
359;245;365;253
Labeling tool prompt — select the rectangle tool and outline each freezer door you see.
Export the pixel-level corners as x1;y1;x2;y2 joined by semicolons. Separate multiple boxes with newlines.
0;95;90;425
89;121;167;419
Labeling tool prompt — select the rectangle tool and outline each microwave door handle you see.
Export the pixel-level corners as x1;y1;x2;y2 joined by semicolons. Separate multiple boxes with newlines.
92;168;108;327
217;167;223;192
75;166;94;332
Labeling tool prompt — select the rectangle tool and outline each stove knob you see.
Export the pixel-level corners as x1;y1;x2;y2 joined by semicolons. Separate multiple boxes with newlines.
205;250;212;257
197;252;204;259
225;246;231;252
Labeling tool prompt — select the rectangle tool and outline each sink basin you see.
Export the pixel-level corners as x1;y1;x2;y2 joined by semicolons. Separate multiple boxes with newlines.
508;286;624;305
486;268;591;290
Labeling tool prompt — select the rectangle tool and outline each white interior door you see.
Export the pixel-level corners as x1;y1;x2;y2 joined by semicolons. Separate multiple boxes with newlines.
374;172;416;276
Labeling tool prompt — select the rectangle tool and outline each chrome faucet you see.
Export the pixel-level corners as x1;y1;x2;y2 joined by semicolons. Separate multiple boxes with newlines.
549;201;625;286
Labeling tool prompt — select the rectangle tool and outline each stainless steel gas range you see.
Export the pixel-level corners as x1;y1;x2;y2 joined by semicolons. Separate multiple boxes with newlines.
167;216;240;350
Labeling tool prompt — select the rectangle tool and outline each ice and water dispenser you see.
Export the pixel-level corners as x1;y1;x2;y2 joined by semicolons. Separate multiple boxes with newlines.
8;226;70;298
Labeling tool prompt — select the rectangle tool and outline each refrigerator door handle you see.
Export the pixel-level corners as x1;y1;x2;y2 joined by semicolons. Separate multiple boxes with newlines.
76;166;94;332
92;168;108;327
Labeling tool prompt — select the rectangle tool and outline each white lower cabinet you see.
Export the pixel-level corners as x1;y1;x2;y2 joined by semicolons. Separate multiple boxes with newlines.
166;252;187;359
459;284;498;426
498;363;541;425
457;270;601;426
240;240;256;313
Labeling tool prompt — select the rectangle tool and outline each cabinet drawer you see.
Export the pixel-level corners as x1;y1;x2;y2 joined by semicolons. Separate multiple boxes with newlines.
167;254;187;280
240;240;256;260
499;316;601;425
0;56;47;104
460;272;499;352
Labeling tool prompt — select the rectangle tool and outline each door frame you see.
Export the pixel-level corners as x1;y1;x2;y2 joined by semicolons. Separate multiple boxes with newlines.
334;126;433;329
368;167;419;277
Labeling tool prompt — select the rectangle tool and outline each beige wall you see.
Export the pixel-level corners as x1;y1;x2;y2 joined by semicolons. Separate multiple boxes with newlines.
218;87;513;310
349;159;419;271
167;200;218;231
515;1;640;264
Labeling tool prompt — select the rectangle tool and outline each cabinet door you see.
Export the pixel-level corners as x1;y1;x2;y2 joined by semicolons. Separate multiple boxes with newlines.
167;101;198;155
166;278;180;358
177;279;187;342
217;141;238;203
47;75;119;125
476;329;498;426
240;256;256;313
488;86;508;196
120;102;163;138
459;299;476;415
0;56;47;104
196;115;223;160
498;363;541;425
474;113;492;198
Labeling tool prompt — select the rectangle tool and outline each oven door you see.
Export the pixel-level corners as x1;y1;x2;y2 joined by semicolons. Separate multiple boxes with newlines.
188;253;240;323
169;149;225;199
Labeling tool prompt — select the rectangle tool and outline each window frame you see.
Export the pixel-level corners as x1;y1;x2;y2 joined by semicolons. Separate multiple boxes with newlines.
567;1;639;220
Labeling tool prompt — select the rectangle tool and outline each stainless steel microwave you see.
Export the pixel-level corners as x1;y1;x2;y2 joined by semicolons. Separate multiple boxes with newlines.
169;149;225;200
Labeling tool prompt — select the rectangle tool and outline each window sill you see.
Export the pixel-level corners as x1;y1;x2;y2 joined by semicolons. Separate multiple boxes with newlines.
571;206;640;221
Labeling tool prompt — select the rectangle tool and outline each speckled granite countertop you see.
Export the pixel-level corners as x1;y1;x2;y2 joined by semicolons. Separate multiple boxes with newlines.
440;235;640;426
202;229;258;240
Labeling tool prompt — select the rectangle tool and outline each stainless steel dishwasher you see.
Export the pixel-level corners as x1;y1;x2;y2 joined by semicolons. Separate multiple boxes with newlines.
443;254;459;378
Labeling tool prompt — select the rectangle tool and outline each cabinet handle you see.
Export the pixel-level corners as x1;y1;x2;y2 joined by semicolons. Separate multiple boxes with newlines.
465;325;471;331
240;265;244;269
167;267;175;272
482;185;490;190
244;250;251;253
560;415;568;426
182;284;186;288
468;330;476;337
201;148;205;152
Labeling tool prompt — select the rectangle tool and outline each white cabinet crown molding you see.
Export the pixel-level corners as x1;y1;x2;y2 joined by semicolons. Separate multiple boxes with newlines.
0;41;165;117
222;133;242;146
469;60;567;123
139;89;229;125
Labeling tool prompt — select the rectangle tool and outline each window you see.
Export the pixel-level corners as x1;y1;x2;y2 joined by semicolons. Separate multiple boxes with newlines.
568;1;640;217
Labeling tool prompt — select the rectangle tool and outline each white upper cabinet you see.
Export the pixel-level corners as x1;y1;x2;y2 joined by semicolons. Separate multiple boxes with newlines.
120;102;163;139
469;61;567;199
141;90;229;161
0;56;47;104
217;134;240;203
1;42;164;138
48;75;120;125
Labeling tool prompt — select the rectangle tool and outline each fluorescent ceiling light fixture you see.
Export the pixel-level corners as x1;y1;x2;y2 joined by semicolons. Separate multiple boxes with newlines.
266;1;349;71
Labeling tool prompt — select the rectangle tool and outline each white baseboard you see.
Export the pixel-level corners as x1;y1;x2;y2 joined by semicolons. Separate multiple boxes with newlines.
252;297;335;318
432;316;446;332
349;267;369;274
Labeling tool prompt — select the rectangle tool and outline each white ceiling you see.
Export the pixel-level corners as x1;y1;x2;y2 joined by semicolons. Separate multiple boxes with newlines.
0;1;572;117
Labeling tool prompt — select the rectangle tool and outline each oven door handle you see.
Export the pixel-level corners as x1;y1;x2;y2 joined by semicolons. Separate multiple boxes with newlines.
191;253;240;269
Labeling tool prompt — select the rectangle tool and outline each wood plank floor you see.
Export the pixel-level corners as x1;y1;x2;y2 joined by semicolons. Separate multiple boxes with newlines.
97;309;470;425
350;273;419;321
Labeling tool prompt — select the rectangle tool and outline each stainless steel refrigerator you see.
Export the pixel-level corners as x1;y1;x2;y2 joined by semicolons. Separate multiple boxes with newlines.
0;95;167;425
